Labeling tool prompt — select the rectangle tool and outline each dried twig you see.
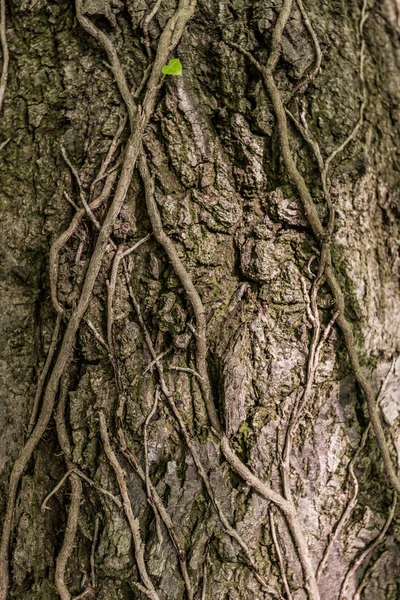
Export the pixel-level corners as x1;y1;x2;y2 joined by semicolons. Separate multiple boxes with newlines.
107;260;193;597
41;466;122;513
138;152;222;436
106;245;127;386
201;561;207;600
41;468;75;513
106;236;151;393
75;238;85;264
143;386;164;545
140;349;172;377
282;274;336;471
105;238;154;351
316;435;364;582
72;467;122;508
105;240;195;593
286;103;335;235
143;386;159;506
63;190;80;212
74;6;136;126
71;586;95;600
89;112;127;200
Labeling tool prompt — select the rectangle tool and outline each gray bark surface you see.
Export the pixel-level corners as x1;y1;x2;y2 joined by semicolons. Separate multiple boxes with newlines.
1;0;400;598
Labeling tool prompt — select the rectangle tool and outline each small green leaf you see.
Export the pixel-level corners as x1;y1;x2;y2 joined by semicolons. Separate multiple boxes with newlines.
162;58;183;76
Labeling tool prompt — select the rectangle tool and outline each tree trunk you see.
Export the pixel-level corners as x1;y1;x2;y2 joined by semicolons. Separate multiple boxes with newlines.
1;0;400;598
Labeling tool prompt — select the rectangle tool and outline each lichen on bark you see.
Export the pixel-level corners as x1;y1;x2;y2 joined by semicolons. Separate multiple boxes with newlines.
1;0;400;599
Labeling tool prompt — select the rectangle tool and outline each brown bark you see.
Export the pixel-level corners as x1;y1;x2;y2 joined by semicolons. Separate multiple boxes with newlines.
1;1;400;599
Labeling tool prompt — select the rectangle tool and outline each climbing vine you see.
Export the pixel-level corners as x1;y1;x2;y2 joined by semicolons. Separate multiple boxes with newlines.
0;1;398;600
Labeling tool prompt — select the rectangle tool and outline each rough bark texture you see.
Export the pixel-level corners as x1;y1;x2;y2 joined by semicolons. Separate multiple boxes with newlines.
1;0;400;599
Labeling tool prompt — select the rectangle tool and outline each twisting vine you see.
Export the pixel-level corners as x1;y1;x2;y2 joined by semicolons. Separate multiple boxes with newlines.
227;0;399;596
99;412;161;600
316;358;396;582
0;1;196;598
118;244;282;597
54;375;83;600
138;148;321;599
106;243;195;600
1;1;397;599
339;493;397;600
231;0;400;498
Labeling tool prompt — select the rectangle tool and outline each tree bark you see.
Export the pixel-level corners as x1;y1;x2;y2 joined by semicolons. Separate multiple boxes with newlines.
1;0;400;599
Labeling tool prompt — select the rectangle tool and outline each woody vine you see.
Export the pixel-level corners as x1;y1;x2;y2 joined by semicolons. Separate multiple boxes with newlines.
0;1;398;600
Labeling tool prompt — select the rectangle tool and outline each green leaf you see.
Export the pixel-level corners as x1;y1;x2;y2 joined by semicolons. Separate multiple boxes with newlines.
162;58;183;76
